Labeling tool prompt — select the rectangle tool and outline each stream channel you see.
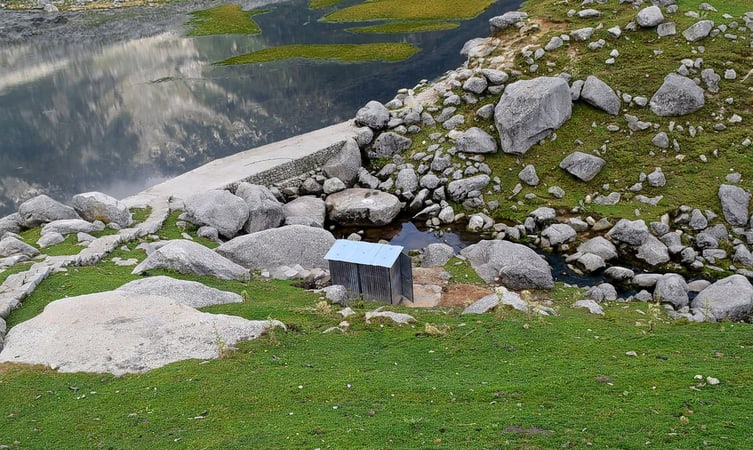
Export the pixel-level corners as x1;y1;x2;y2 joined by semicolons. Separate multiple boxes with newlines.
0;0;520;216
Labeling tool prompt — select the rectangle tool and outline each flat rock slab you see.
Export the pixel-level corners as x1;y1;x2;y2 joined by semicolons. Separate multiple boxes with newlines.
0;291;284;375
132;239;250;281
116;276;243;309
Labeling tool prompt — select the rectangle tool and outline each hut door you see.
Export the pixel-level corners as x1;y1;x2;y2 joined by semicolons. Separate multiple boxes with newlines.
399;253;414;302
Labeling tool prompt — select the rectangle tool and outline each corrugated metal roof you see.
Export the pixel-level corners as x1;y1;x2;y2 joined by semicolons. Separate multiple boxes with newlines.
324;240;405;268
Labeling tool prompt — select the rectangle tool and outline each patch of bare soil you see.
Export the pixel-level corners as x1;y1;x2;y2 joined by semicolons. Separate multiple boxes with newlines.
439;284;493;308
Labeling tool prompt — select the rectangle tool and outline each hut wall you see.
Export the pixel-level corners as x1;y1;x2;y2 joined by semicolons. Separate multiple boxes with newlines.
328;260;360;296
358;264;392;303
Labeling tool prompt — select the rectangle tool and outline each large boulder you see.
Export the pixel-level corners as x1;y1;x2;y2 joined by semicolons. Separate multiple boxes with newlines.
282;196;327;227
183;190;249;239
495;77;572;155
355;100;390;130
17;194;79;228
577;236;618;261
580;76;620;115
654;273;689;309
691;275;753;322
0;236;39;258
0;291;283;375
559;151;606;182
607;219;649;246
447;175;490;202
368;132;412;159
454;127;498;154
460;240;554;290
71;191;132;228
116;276;243;308
649;74;705;117
541;224;576;246
421;243;455;267
41;219;104;236
322;138;362;186
215;225;335;271
718;184;750;227
0;213;22;238
132;240;250;281
636;235;670;266
325;188;401;226
489;11;527;33
235;183;284;234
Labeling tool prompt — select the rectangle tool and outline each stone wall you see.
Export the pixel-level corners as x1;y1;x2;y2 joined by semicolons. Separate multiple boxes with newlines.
225;140;346;191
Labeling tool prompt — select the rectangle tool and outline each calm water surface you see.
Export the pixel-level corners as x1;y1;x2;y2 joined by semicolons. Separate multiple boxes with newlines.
0;0;520;216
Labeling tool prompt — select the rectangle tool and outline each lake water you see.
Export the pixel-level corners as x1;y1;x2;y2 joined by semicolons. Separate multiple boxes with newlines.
0;0;520;216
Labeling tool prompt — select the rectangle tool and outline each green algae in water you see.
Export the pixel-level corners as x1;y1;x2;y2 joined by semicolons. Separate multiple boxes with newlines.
348;20;460;34
324;0;496;22
217;43;420;65
187;4;267;36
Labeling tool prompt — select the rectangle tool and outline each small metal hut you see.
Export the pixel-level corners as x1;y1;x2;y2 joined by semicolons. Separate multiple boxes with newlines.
324;240;413;304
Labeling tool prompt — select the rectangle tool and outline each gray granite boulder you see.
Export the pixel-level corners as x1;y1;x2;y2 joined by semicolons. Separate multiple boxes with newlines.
654;273;689;308
421;243;455;267
718;184;750;226
0;292;283;375
636;235;670;266
132;240;250;281
0;236;39;258
17;194;80;228
355;100;390;130
682;20;714;42
322;138;362;186
580;75;621;115
607;219;649;246
489;11;527;33
636;5;664;28
460;240;554;290
41;219;104;236
235;183;284;234
368;132;412;159
691;275;753;322
447;175;490;202
117;276;243;308
71;191;132;228
578;236;618;261
455;127;498;154
0;213;22;238
183;190;249;239
282;196;326;228
217;225;335;271
649;74;705;117
462;293;499;314
559;151;606;182
325;188;401;227
541;223;576;246
495;77;572;155
518;165;539;186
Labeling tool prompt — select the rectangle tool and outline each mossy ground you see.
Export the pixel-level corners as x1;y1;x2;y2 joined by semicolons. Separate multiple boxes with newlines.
347;20;460;34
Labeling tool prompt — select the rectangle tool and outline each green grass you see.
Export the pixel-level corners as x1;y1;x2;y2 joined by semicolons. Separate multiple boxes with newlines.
217;43;420;65
348;20;459;34
186;5;266;36
324;0;496;22
308;0;346;9
3;281;753;448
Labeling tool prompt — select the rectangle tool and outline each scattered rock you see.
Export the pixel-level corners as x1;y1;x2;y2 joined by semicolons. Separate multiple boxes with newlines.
559;152;606;182
183;190;249;240
649;74;705;116
718;184;750;226
325;188;401;226
691;275;753;321
580;76;621;115
17;194;80;228
455;127;498;154
355;100;390;129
